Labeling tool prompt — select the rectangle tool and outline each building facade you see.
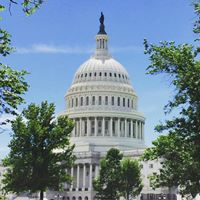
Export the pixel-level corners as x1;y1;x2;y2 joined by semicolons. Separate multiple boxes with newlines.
46;14;176;200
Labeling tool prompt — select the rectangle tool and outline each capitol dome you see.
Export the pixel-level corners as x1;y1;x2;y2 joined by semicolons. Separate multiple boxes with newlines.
63;14;145;152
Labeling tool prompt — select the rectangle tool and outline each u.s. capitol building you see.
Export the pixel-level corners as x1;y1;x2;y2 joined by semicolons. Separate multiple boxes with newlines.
46;14;177;200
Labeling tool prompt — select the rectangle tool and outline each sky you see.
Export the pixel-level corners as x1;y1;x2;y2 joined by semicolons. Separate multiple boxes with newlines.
0;0;196;159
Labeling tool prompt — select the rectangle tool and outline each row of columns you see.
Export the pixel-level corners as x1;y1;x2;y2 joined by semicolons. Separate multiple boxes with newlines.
68;164;99;191
72;117;144;140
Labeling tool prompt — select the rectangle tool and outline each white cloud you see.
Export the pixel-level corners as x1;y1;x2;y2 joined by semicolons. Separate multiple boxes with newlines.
16;44;142;54
16;44;93;54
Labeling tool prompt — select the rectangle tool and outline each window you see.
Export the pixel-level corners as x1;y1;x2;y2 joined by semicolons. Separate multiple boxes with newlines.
118;74;121;78
98;120;102;135
114;73;117;77
99;72;102;76
86;96;89;105
89;73;92;77
118;97;120;106
149;164;153;169
85;73;87;77
72;99;74;107
80;97;83;106
127;99;130;107
105;120;109;135
110;73;112;77
112;96;115;105
76;98;78;107
81;74;83;77
105;96;108;105
99;96;102;105
105;72;107;76
84;120;87;135
92;96;95;105
91;120;95;135
94;72;97;76
132;99;134;108
122;74;124;79
123;98;125;107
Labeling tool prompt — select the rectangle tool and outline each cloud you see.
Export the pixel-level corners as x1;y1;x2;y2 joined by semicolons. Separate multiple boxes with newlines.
16;44;142;54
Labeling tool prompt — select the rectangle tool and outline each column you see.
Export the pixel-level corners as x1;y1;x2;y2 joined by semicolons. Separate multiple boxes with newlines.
72;119;75;137
82;164;86;191
135;121;138;139
138;121;141;139
130;120;133;138
89;164;93;190
110;117;113;137
95;117;97;136
76;165;80;190
80;118;82;137
70;167;74;191
95;165;99;178
102;117;105;136
125;118;127;137
87;118;90;137
142;122;144;139
118;118;120;137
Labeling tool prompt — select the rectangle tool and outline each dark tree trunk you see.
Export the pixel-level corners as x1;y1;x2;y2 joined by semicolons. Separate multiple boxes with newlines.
40;190;44;200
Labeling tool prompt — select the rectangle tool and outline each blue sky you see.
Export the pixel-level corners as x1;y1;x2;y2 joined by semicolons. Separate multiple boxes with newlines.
0;0;196;159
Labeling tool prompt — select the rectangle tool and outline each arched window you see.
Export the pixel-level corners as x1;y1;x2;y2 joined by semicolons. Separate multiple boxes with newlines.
105;96;108;105
94;72;97;76
104;72;107;77
118;74;121;78
78;197;82;200
76;98;78;107
80;97;83;106
99;72;102;76
81;74;83;77
112;96;115;105
86;96;89;106
72;98;74;107
85;73;87;77
127;99;130;107
89;73;92;77
92;96;95;105
114;73;117;77
122;74;124;79
110;73;112;77
99;96;102;105
118;97;120;106
123;98;125;107
72;197;76;200
84;197;88;200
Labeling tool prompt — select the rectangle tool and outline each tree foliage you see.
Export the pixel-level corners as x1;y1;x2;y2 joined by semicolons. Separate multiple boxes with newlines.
94;148;143;200
143;1;200;198
2;101;75;200
0;0;43;125
120;158;143;200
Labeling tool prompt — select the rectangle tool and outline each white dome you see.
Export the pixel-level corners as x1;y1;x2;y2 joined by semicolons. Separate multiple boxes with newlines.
63;31;145;152
73;56;130;85
77;56;128;75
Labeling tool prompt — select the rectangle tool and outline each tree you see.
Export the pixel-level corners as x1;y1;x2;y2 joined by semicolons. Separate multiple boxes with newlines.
120;158;143;200
2;101;75;200
93;148;123;200
0;1;44;125
143;1;200;198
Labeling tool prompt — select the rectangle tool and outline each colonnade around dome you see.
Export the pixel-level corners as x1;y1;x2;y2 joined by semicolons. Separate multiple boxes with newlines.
71;117;144;140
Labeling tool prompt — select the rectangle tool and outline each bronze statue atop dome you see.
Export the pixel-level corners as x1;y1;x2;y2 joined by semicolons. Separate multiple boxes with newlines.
98;12;107;35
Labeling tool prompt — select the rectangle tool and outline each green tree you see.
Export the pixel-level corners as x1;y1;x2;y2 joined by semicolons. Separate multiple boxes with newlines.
0;1;43;125
2;101;75;200
120;158;143;200
143;1;200;198
93;148;123;200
